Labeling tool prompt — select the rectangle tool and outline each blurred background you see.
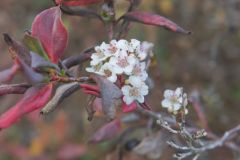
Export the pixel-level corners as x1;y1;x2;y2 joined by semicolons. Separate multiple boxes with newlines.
0;0;239;159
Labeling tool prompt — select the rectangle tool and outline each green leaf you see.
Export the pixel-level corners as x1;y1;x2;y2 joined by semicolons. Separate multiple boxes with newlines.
23;34;49;60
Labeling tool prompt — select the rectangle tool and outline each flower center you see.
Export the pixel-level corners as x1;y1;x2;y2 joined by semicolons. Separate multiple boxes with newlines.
117;58;129;68
129;87;139;97
95;49;105;58
132;65;141;76
93;64;102;71
109;44;117;54
170;95;178;103
104;69;112;77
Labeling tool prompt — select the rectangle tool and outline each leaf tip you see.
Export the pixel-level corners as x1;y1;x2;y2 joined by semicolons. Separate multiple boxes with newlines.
3;33;13;45
177;28;191;35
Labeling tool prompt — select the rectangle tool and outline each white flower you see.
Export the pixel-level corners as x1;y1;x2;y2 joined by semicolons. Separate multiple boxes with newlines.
131;62;148;81
90;43;110;66
116;39;129;51
86;39;152;106
107;40;118;55
98;63;118;83
128;75;143;87
129;39;141;52
86;63;102;73
136;41;154;60
122;82;149;105
161;87;188;114
109;55;137;75
115;39;129;57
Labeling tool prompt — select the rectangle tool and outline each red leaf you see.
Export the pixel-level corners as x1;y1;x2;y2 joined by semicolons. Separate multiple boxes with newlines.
0;62;19;83
122;101;137;113
124;11;190;34
89;119;121;143
56;0;103;6
31;6;68;63
0;83;53;130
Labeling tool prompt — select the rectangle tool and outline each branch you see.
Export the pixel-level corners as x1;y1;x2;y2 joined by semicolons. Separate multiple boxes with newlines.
136;105;240;159
194;124;240;153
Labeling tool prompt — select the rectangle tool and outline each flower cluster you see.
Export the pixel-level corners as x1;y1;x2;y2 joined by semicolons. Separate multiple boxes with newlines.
86;39;153;105
161;87;188;114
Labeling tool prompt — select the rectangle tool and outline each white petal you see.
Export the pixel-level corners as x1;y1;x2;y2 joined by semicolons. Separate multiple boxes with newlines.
140;62;146;70
100;42;109;50
94;46;100;51
86;67;94;73
141;71;148;81
137;51;147;60
91;61;98;66
121;85;131;96
129;39;140;52
107;74;117;83
91;53;98;59
140;85;149;95
123;95;134;105
118;50;128;58
130;39;140;46
136;95;144;103
110;40;117;45
175;87;183;97
129;76;142;87
109;56;118;65
117;39;129;50
161;99;172;108
127;56;137;65
178;97;183;103
183;99;188;107
141;41;154;54
164;90;174;98
124;65;134;75
173;103;181;111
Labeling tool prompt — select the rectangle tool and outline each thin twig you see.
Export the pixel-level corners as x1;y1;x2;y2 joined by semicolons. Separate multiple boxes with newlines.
137;106;178;134
137;105;240;159
193;124;240;153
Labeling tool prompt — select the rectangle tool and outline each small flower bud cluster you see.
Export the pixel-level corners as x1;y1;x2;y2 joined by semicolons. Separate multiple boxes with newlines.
86;39;153;105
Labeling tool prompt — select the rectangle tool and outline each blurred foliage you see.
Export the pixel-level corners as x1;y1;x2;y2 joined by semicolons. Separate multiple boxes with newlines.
0;0;239;159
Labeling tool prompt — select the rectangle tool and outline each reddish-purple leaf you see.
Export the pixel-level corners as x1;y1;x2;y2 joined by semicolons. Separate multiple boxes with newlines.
17;58;45;84
92;75;122;119
0;83;53;130
3;33;31;65
3;34;45;83
122;101;137;113
0;62;20;83
56;0;103;6
124;11;190;34
0;83;31;96
31;6;68;63
89;119;121;143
